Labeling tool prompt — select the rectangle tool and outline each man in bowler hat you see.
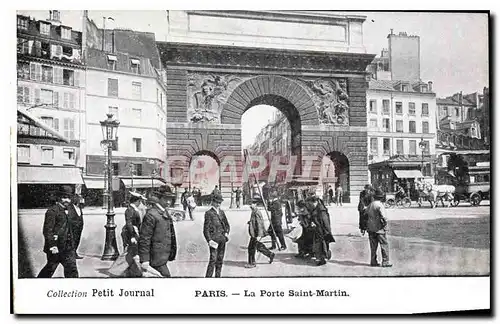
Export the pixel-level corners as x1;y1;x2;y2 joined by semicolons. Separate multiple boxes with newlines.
203;193;230;277
68;194;84;259
37;186;79;278
267;191;286;250
245;199;275;268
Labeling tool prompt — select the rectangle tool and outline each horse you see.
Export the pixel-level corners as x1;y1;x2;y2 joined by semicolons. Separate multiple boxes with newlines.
415;181;455;208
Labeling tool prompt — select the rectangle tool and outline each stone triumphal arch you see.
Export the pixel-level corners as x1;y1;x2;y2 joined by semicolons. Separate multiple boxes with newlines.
159;11;375;202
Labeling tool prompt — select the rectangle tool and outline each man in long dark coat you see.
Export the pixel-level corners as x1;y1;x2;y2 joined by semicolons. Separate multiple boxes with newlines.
68;194;84;259
306;195;334;266
139;191;177;277
358;184;374;234
203;193;230;278
37;187;78;278
267;192;287;250
295;200;314;259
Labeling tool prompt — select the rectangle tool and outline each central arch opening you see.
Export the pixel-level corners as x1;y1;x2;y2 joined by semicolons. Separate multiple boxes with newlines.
241;95;302;203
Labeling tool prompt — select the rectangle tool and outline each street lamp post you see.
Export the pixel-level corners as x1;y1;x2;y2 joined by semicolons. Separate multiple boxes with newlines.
100;113;120;261
419;137;426;177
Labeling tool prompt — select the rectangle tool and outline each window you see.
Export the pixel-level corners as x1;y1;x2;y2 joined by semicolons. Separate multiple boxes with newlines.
369;100;377;113
383;138;390;155
107;55;117;70
17;86;30;104
40;22;51;36
422;103;429;116
109;106;119;119
108;78;118;97
396;140;404;155
395;102;403;114
133;138;142;153
53;67;63;84
41;89;53;105
134;163;143;176
62;92;76;110
63;148;75;165
369;119;377;128
156;89;159;104
41;65;53;83
17;38;30;54
17;17;28;30
40;116;54;128
382;118;390;132
63;69;74;86
132;108;142;121
112;163;119;176
61;27;72;40
402;84;409;92
409;140;417;155
422;121;429;134
63;118;75;140
455;108;460;117
421;85;428;93
62;46;72;57
409;121;416;133
370;138;378;154
41;42;50;58
409;102;416;115
382;99;390;114
396;120;404;133
34;40;42;56
132;82;142;100
41;147;54;164
160;93;163;108
422;141;430;154
442;106;448;116
130;59;140;74
17;62;30;79
17;145;30;164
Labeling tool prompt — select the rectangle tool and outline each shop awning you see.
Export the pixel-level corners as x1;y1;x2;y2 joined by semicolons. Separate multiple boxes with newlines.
83;176;121;190
393;170;423;179
18;166;83;184
121;178;165;189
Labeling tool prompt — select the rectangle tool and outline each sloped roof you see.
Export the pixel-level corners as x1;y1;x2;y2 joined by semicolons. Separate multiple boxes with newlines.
86;47;158;77
437;92;478;106
368;80;431;93
17;107;70;143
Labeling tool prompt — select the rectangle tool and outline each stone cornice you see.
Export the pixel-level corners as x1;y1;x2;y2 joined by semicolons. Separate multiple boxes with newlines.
158;42;375;74
187;10;366;25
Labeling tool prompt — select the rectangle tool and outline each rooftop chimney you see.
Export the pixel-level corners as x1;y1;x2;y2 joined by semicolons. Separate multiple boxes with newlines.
48;10;61;25
427;81;433;92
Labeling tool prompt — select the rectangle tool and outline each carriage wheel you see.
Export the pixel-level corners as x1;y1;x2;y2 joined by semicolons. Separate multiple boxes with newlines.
470;193;482;206
402;198;411;208
385;199;395;209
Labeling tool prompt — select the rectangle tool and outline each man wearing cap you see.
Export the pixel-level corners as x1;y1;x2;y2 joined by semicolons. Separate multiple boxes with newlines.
267;192;286;250
306;195;334;266
203;193;230;277
37;187;78;278
363;189;392;267
246;199;275;268
138;190;177;277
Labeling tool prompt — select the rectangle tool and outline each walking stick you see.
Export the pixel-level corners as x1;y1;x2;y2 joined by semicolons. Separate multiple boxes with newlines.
243;149;282;251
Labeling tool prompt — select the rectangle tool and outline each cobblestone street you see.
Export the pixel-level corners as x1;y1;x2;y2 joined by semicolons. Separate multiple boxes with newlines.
18;202;490;278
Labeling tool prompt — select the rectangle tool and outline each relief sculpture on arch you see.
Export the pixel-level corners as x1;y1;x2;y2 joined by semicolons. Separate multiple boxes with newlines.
298;78;350;125
187;72;245;124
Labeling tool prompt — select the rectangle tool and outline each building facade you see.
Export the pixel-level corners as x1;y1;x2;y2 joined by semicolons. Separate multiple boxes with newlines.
367;79;437;174
16;11;86;207
82;14;168;205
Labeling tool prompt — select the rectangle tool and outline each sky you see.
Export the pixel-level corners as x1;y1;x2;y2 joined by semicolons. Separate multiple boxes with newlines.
17;10;489;147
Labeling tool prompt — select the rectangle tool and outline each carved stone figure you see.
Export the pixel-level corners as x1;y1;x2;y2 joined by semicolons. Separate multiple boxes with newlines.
187;74;243;124
299;78;350;125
